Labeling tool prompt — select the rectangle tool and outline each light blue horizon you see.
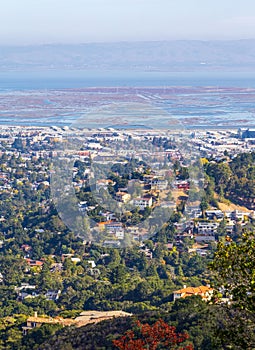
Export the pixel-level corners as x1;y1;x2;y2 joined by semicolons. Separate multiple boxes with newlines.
1;0;255;45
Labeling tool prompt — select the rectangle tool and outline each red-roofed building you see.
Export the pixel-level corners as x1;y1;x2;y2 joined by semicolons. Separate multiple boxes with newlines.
173;285;213;301
25;258;44;267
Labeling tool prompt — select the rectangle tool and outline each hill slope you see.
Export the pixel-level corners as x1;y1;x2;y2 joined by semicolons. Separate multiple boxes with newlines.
1;40;255;71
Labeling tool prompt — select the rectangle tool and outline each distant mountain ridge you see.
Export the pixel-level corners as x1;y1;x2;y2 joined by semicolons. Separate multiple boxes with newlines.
1;40;255;71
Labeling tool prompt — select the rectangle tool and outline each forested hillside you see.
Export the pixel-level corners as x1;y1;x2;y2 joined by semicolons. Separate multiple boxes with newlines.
205;152;255;209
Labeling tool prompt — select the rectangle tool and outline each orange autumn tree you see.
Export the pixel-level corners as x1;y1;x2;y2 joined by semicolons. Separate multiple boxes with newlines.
113;318;194;350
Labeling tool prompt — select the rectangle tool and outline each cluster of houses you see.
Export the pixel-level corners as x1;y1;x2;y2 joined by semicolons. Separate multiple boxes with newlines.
74;135;192;246
172;208;254;257
0;126;253;250
77;162;175;245
12;254;98;303
15;284;62;302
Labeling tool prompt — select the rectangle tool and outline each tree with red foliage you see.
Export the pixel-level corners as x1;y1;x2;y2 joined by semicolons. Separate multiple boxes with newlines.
113;318;194;350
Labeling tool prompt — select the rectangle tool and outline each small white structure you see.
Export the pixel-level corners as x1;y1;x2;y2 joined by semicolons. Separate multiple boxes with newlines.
88;260;96;268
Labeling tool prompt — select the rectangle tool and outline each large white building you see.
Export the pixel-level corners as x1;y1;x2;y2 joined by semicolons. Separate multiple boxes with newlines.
197;222;219;235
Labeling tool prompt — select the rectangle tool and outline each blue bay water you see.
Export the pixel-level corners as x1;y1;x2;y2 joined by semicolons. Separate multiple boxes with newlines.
0;70;255;90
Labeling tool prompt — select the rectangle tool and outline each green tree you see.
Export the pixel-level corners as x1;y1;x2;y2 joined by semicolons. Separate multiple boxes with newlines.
22;323;62;349
210;232;255;349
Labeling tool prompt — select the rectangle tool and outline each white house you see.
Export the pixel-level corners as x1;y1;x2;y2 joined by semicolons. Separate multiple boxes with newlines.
197;222;219;235
133;197;153;210
150;178;168;191
105;222;125;240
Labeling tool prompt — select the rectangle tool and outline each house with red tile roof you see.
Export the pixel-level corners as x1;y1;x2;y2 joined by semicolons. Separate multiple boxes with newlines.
173;285;213;301
25;258;44;267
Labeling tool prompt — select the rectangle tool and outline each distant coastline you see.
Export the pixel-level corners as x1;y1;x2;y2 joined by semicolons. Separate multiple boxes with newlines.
1;70;255;91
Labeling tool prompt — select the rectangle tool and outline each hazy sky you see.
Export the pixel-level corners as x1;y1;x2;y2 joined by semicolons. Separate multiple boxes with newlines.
1;0;255;45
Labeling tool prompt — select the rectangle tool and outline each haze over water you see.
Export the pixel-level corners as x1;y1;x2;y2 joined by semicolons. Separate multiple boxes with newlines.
1;70;255;91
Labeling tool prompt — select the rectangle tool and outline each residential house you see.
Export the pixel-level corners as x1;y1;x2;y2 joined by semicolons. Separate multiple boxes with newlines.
188;243;209;257
175;180;190;191
139;244;153;259
25;258;44;268
173;285;213;301
185;206;202;219
103;240;121;248
105;222;125;239
150;178;168;191
45;289;61;301
115;191;131;203
133;196;153;210
231;210;250;221
96;179;114;191
126;226;149;241
197;222;219;235
100;211;116;221
205;210;224;220
22;313;76;335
